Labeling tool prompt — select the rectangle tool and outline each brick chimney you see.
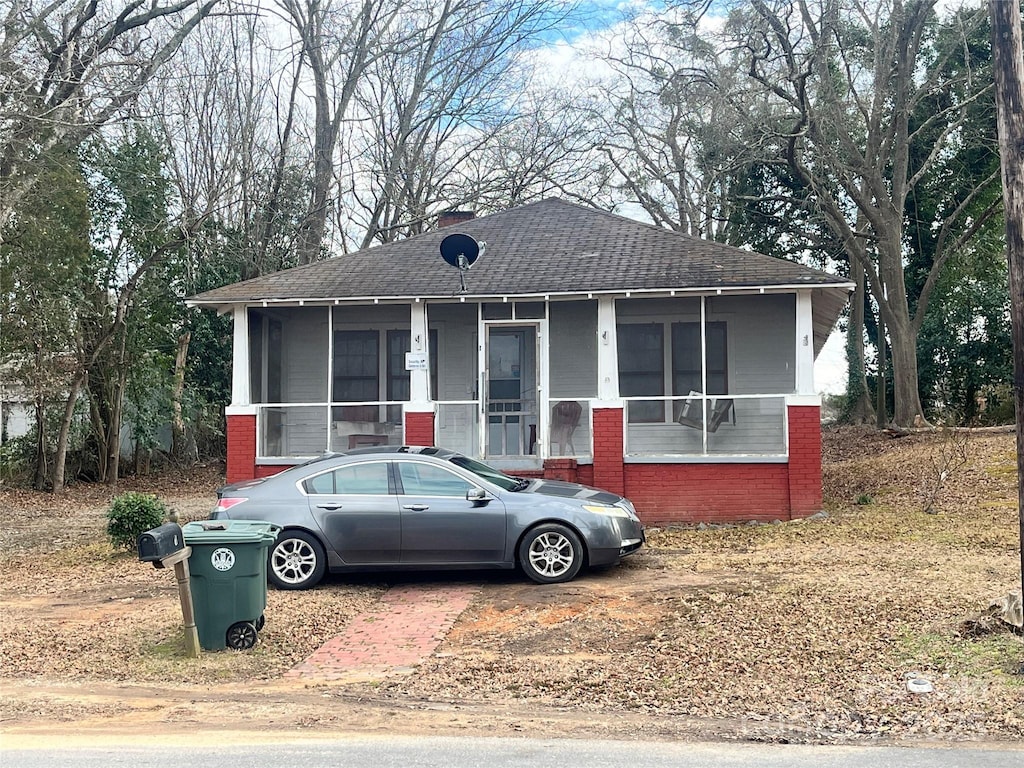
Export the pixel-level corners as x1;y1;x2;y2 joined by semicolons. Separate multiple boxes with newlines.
437;210;475;228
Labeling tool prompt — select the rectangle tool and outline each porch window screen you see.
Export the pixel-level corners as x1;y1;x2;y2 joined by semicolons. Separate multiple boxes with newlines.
672;322;728;395
333;330;379;421
617;323;664;423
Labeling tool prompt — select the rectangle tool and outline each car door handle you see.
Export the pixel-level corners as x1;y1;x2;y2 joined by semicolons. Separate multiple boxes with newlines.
402;504;429;511
316;503;343;511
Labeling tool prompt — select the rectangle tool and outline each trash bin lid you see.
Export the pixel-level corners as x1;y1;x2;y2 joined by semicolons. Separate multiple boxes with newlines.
182;520;280;544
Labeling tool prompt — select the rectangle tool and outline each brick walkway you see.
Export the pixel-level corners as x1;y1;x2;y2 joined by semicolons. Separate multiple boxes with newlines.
285;583;479;682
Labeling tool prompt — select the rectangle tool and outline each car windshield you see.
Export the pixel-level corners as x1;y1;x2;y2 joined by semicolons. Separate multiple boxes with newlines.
447;455;526;492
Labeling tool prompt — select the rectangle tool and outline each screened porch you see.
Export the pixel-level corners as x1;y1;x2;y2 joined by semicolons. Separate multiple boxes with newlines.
244;293;798;464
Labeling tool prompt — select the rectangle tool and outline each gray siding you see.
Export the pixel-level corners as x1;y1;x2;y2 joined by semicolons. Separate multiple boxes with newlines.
549;300;598;398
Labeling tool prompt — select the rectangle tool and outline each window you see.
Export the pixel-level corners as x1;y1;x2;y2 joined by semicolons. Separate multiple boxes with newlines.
333;329;436;422
672;322;727;395
397;462;474;497
617;323;664;423
618;320;728;422
333;330;378;411
304;462;391;495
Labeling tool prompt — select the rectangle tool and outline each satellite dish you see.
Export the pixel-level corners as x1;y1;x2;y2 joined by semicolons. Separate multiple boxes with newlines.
440;233;482;269
439;233;485;293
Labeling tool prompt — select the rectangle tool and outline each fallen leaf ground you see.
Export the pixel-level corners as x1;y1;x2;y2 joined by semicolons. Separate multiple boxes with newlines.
0;427;1021;745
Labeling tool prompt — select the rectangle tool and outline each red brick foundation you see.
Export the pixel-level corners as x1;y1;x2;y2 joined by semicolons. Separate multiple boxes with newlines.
404;410;436;447
542;458;579;483
786;404;823;515
225;413;256;483
624;463;791;523
592;407;625;495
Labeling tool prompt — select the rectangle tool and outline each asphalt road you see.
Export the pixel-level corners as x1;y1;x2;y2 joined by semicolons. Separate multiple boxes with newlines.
3;735;1022;768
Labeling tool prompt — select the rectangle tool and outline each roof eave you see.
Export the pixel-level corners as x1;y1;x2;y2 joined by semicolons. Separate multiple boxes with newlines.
187;281;856;309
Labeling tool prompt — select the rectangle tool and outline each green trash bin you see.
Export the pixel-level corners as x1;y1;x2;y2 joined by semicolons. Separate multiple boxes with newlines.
181;520;280;651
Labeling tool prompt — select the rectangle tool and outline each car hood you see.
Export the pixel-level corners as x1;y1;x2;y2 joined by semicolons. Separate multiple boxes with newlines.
524;478;623;505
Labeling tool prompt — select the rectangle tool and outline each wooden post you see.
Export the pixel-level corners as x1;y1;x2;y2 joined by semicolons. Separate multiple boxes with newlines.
160;547;201;658
989;0;1024;608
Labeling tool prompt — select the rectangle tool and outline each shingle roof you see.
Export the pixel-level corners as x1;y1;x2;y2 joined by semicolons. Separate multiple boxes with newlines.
189;198;848;305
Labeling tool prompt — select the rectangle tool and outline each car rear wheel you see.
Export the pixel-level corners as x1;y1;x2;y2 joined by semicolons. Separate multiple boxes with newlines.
269;530;326;590
519;523;583;584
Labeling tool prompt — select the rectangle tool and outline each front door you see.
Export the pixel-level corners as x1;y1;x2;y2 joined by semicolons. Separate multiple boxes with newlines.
484;325;539;457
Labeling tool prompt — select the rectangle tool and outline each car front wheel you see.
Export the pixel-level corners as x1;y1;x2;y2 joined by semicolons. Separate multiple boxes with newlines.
268;530;326;589
518;523;584;584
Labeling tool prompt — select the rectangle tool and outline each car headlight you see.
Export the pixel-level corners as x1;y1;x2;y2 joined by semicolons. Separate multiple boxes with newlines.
582;504;632;518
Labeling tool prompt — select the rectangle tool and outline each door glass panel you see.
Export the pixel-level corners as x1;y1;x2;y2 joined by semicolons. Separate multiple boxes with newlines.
486;326;537;457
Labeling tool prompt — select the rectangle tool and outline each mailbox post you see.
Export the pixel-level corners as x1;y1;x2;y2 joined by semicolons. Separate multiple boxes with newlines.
138;523;201;658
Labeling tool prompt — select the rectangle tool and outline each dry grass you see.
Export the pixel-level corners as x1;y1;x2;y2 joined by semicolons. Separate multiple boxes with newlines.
1;428;1021;743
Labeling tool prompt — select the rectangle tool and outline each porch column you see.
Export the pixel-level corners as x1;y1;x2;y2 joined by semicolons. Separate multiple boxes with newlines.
795;290;815;395
226;305;257;481
231;305;251;406
409;300;431;403
404;300;435;446
593;296;625;495
596;297;620;401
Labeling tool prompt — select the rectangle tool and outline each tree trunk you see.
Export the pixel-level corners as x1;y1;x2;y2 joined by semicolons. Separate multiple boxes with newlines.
106;324;130;486
88;391;108;483
171;331;196;464
888;318;926;428
106;364;127;487
52;374;86;493
844;259;875;423
876;310;888;428
32;399;48;491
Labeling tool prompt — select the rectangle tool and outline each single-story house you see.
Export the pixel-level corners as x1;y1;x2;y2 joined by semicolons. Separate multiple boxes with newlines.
189;198;852;524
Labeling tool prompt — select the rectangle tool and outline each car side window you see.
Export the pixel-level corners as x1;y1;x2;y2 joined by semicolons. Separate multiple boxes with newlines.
334;462;390;495
304;462;390;495
397;463;474;497
305;471;335;494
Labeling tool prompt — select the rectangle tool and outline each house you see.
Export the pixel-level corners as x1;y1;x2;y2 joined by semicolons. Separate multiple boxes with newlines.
189;198;852;524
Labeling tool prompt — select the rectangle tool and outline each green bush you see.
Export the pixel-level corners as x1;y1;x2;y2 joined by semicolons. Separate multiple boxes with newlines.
106;492;169;551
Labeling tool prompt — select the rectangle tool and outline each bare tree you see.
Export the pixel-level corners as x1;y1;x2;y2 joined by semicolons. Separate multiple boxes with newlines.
279;0;408;264
152;4;310;277
595;10;758;239
0;0;219;230
343;0;571;248
733;0;1001;427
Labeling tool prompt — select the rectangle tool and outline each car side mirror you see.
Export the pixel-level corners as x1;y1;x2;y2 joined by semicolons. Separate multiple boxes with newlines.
466;488;491;505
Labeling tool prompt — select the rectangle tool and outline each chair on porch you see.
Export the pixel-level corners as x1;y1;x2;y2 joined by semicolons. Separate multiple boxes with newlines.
550;400;583;455
675;392;735;433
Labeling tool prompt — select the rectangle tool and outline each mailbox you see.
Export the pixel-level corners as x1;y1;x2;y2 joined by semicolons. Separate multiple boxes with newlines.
138;522;185;567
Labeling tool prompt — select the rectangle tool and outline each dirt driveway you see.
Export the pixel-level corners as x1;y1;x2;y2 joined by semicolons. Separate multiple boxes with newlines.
1;429;1023;746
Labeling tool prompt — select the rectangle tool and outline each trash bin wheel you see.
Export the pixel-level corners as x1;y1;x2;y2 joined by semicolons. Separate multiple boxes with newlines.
226;621;258;650
255;614;266;631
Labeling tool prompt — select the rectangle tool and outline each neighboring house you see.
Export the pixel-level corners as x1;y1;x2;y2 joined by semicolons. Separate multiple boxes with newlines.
189;198;852;524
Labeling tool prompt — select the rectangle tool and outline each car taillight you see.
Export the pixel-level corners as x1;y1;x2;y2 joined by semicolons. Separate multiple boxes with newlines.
215;497;248;512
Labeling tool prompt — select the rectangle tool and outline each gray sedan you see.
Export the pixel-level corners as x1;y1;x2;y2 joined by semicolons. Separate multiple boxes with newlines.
211;446;645;589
